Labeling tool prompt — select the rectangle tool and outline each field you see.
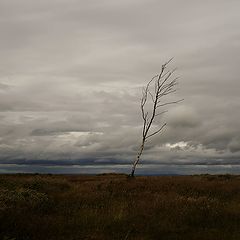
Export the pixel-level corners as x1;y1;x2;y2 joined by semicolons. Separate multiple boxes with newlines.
0;173;240;240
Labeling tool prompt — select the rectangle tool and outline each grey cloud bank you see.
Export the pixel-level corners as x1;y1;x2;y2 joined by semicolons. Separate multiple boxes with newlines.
0;0;240;174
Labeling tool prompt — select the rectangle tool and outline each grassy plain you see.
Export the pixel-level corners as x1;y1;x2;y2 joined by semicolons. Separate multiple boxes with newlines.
0;173;240;240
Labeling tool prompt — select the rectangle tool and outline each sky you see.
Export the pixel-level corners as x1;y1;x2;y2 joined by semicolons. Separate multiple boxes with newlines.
0;0;240;175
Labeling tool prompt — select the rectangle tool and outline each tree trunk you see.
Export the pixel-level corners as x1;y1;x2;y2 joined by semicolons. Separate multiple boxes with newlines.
130;140;145;177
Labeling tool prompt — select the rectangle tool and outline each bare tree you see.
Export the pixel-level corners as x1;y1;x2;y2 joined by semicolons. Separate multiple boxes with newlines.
130;59;183;177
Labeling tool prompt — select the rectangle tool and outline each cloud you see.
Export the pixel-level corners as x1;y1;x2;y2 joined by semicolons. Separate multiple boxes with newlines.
0;0;240;174
228;137;240;153
167;106;201;128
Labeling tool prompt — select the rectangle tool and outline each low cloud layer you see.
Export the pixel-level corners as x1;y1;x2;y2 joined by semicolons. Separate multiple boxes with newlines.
0;0;240;174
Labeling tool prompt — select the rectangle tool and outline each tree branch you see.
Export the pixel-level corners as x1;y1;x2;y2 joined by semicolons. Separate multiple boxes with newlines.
146;123;167;139
157;99;184;108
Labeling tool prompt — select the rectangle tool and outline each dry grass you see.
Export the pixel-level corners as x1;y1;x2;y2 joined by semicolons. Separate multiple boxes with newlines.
0;173;240;240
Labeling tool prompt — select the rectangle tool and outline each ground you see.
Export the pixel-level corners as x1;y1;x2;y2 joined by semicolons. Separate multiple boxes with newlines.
1;173;240;240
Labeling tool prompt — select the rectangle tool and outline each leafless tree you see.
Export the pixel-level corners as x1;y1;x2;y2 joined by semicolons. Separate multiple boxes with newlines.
130;59;183;177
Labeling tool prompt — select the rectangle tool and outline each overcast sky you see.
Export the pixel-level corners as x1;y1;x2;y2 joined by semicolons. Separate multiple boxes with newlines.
0;0;240;174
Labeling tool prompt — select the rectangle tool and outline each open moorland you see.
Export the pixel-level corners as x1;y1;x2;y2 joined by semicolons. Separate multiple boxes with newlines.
0;173;240;240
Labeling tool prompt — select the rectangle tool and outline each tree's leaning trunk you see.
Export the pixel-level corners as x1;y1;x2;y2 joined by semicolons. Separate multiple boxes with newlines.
131;140;145;177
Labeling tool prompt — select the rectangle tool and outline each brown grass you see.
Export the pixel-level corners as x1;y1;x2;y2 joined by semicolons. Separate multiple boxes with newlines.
0;173;240;240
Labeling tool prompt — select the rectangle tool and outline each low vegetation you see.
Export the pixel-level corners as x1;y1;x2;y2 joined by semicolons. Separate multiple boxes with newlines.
0;173;240;240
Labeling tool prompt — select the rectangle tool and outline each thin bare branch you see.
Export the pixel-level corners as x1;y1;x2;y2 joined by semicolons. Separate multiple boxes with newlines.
146;123;167;139
162;57;174;67
157;99;184;108
155;110;168;117
148;90;155;103
161;89;177;96
160;69;171;79
158;70;174;91
146;75;158;90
